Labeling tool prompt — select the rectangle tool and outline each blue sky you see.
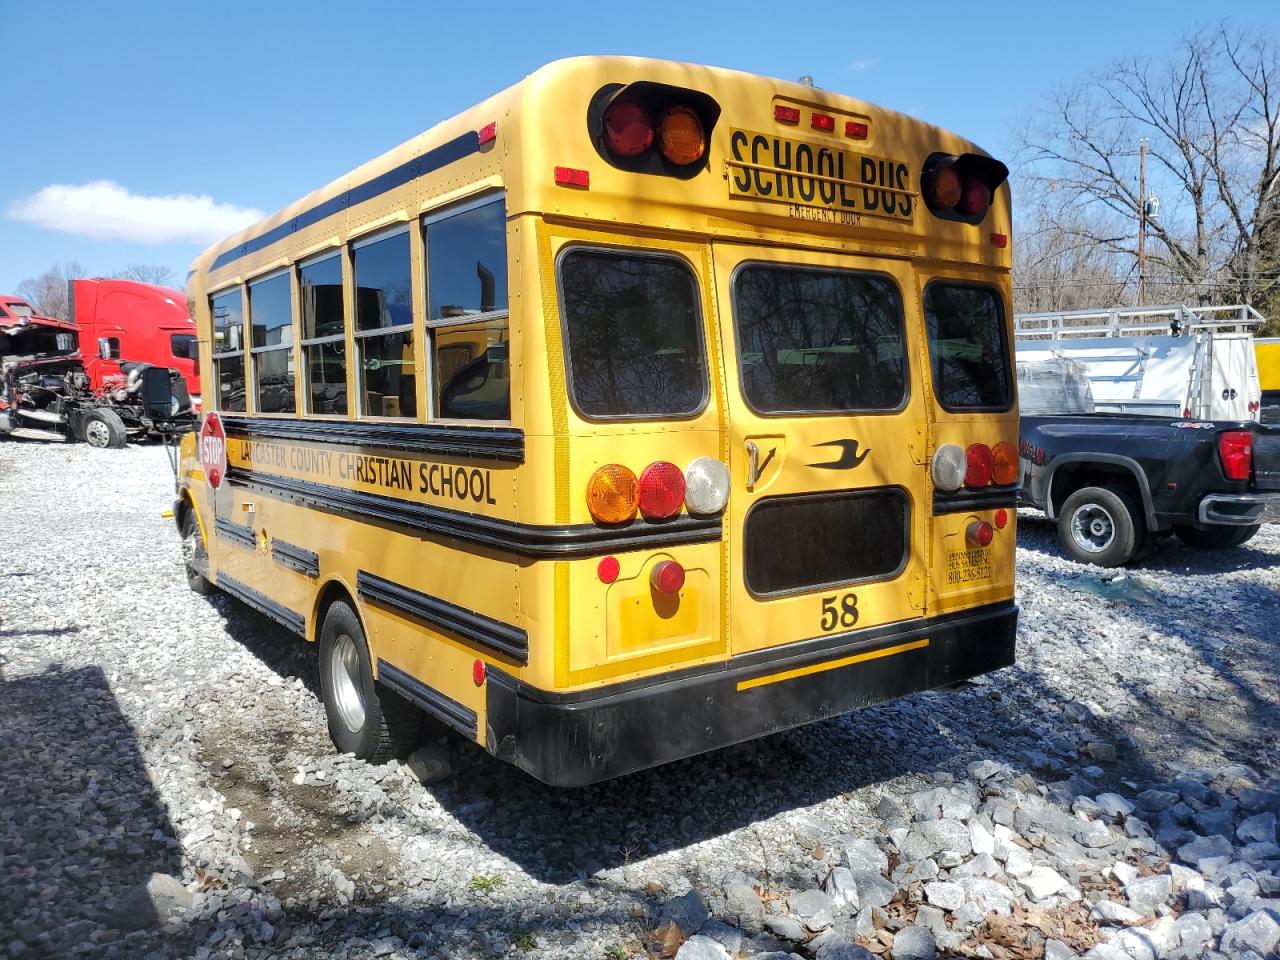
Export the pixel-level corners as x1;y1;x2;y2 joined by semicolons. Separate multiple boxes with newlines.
1;0;1276;295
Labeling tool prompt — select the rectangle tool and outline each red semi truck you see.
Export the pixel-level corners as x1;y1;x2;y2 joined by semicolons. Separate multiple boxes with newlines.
0;281;195;447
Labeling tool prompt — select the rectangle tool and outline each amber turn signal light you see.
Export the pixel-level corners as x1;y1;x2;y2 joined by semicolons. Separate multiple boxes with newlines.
658;106;706;165
586;464;638;524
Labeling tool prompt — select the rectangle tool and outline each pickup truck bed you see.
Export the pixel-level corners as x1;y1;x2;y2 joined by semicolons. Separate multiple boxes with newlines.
1019;413;1280;566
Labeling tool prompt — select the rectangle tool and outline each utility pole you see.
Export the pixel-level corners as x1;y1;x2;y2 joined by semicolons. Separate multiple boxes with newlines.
1137;138;1148;307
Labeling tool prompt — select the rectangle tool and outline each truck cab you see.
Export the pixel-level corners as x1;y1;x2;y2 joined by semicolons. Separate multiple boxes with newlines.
69;278;200;403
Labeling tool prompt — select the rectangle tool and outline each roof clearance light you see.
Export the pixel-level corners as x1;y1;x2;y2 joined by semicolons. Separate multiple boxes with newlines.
650;559;686;595
959;176;993;217
638;461;686;519
965;443;995;489
658;106;706;165
774;104;801;124
992;441;1019;486
603;98;654;157
931;444;966;492
845;120;869;140
477;122;497;146
554;166;590;188
684;456;730;515
587;463;638;524
811;112;835;132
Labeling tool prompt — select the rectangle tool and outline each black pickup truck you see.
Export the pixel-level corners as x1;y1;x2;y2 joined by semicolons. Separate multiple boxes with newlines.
1019;414;1280;566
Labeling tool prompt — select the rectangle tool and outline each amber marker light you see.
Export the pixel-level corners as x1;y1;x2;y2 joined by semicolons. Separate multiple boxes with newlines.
586;464;638;524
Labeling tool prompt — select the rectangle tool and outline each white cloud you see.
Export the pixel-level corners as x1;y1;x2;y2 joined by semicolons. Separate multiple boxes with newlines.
849;58;880;73
8;180;264;245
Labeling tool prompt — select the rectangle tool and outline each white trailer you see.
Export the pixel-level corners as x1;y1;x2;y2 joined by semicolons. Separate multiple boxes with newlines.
1014;303;1264;422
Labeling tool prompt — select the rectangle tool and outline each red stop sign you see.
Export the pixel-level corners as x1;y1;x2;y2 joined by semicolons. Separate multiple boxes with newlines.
199;412;228;490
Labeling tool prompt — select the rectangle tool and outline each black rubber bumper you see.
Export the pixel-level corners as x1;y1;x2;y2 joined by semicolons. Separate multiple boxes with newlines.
485;601;1017;787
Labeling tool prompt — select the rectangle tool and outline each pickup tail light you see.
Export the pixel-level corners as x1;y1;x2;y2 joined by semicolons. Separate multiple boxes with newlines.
1218;431;1253;481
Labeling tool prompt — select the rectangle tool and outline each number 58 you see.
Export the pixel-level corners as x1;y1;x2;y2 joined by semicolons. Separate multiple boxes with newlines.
820;592;859;632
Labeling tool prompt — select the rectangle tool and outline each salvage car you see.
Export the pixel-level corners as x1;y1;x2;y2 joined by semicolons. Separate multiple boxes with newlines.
0;297;193;446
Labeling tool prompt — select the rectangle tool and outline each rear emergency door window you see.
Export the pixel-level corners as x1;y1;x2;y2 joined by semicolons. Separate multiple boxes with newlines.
558;249;707;419
924;283;1012;411
732;265;907;414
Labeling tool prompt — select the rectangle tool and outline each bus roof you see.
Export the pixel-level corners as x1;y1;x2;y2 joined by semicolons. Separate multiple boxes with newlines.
191;55;1009;290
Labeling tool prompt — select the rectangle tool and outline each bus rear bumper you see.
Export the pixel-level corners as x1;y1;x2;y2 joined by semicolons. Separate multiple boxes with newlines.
484;601;1017;787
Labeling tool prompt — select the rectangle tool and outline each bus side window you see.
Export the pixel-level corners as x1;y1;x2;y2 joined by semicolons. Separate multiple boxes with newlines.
424;197;510;422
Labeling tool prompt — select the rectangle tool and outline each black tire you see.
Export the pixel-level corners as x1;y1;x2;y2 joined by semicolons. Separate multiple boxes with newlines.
1173;524;1261;550
1057;486;1144;567
317;601;419;763
179;510;216;595
81;408;128;449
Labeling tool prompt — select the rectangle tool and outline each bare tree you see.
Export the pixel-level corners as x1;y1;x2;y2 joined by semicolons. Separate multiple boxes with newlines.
15;261;84;319
111;263;179;287
1015;25;1279;322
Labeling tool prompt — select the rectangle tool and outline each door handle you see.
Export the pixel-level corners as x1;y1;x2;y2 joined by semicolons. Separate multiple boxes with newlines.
745;440;776;489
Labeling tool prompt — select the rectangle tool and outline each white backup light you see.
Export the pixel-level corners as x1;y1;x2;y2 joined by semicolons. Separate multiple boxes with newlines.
684;456;730;514
931;443;967;491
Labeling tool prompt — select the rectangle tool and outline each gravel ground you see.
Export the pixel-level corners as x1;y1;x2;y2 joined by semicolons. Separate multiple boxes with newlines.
1;441;1278;960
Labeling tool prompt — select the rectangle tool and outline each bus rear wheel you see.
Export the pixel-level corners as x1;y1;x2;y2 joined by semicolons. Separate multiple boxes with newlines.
318;601;419;763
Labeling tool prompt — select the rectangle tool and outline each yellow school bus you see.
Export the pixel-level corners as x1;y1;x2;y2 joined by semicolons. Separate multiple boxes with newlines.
177;56;1018;786
1258;338;1280;422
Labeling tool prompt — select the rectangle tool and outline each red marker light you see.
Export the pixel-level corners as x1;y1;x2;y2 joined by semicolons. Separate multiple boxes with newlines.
597;555;620;584
811;113;835;132
845;120;869;139
477;122;497;146
994;508;1009;530
774;105;800;124
554;166;590;188
650;560;685;595
472;659;486;686
990;233;1008;248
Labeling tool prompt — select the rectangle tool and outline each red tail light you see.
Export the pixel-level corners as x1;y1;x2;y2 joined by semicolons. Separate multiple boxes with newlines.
651;560;686;594
964;443;995;488
966;520;994;548
1218;430;1253;481
638;461;686;519
603;98;654;157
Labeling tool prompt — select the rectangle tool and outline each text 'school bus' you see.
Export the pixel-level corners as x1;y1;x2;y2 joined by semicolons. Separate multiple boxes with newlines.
177;56;1018;786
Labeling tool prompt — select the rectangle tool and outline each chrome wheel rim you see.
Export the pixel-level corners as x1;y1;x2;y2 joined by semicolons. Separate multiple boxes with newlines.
328;633;366;732
84;419;110;447
1070;503;1116;554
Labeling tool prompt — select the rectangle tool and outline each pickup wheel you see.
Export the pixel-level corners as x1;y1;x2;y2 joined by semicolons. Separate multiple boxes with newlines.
81;409;128;449
1058;486;1143;567
1173;524;1260;550
318;601;419;763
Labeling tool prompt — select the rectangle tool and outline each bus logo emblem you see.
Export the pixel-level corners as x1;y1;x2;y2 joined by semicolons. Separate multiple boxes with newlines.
809;438;870;470
199;412;228;490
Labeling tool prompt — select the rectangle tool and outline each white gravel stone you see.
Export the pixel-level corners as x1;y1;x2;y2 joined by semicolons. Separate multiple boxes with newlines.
924;880;965;912
1021;866;1069;901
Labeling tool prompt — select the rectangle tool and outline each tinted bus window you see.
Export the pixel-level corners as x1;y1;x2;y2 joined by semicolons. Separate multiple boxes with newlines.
558;250;707;419
426;199;508;320
353;231;414;418
300;253;347;416
733;265;906;414
924;283;1012;411
211;290;243;353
